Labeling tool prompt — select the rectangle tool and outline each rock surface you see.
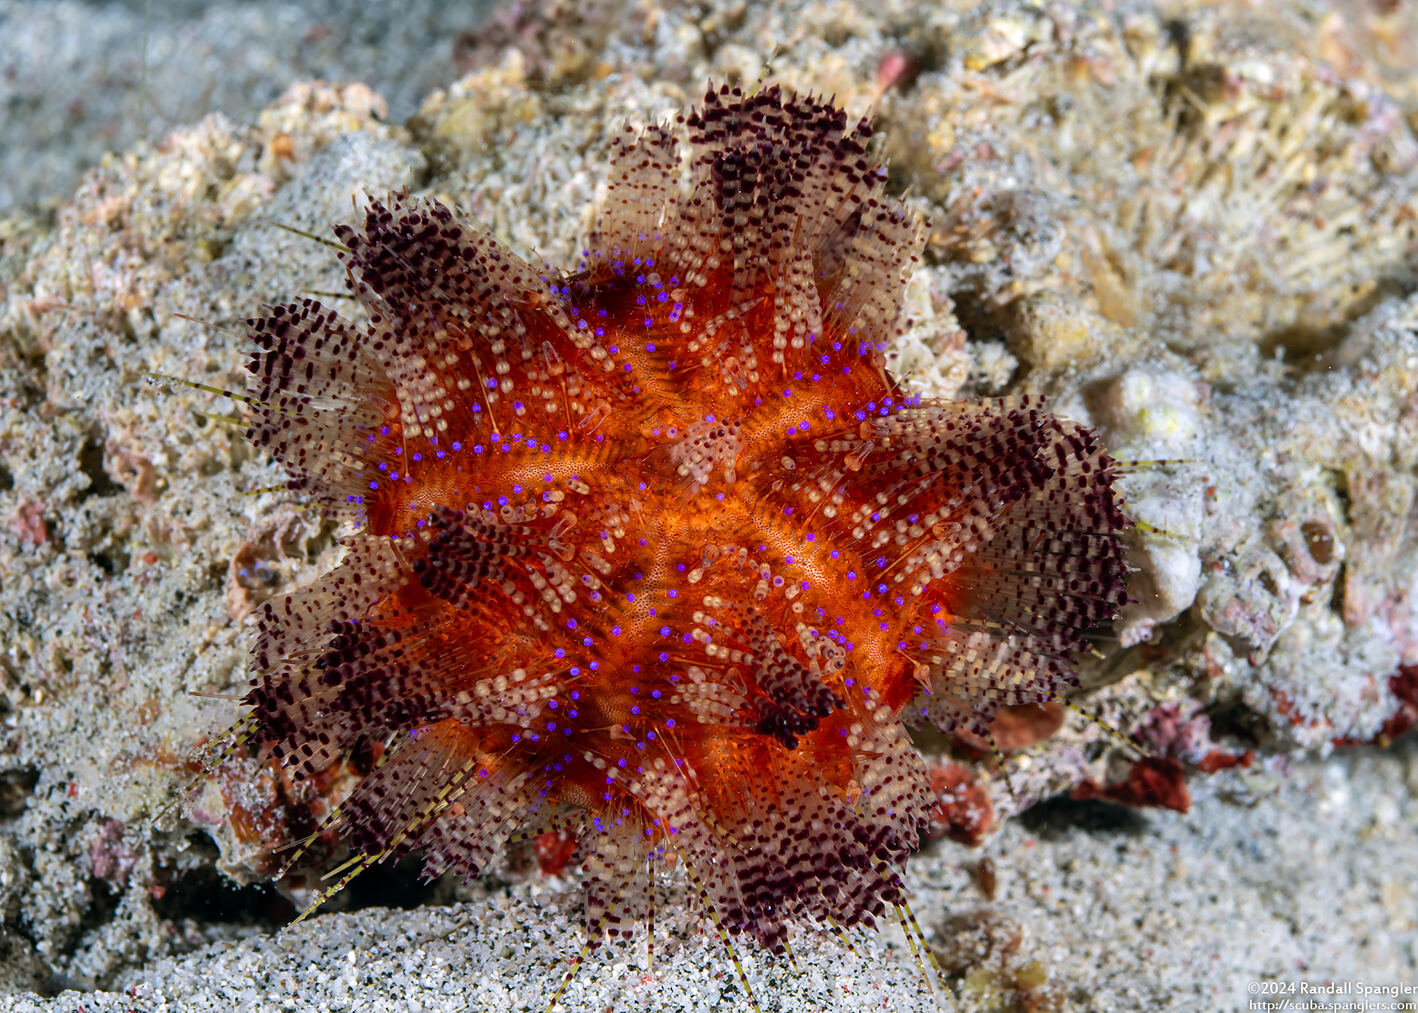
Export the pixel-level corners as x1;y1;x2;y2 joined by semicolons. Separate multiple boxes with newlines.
1;0;1415;1009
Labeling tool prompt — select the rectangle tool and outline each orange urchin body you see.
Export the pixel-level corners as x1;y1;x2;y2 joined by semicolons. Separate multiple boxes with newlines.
236;84;1129;952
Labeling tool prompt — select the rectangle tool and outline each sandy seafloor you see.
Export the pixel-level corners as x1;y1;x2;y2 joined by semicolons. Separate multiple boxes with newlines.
6;744;1418;1012
2;0;1418;1010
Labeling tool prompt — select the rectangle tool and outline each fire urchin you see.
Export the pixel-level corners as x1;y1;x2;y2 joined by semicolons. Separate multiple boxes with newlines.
222;81;1129;973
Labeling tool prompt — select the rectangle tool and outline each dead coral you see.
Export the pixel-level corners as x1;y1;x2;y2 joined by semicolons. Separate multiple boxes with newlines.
887;3;1418;350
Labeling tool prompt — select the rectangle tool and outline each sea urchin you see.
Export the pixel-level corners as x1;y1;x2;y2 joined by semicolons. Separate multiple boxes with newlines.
230;83;1129;963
